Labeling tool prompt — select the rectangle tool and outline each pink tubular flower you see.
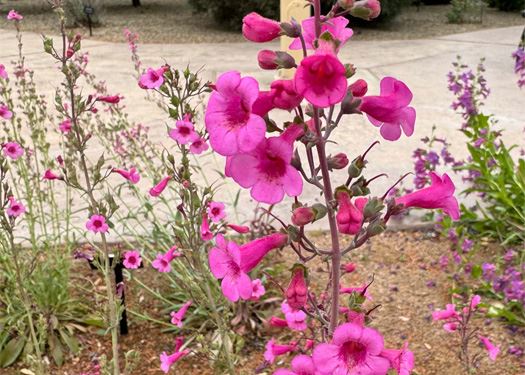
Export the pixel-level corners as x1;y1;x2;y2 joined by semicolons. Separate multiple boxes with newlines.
239;232;288;273
149;176;171;197
205;71;266;156
160;337;190;373
6;196;25;217
207;201;226;223
336;191;366;235
468;294;481;311
189;137;209;154
242;12;281;43
85;214;109;233
139;67;165;89
342;262;357;273
170;300;192;328
152;246;181;273
295;51;347;108
274;354;316;375
264;338;298;364
227;223;250;234
395;172;460;220
169;118;199;145
0;64;7;79
313;323;390;375
43;169;60;181
432;304;458;321
282;302;307;331
7;10;23;21
285;266;308;310
270;79;303;111
360;77;416;141
97;95;121;104
226;124;304;204
290;16;353;52
253;90;275;117
269;316;288;328
349;79;368;97
200;214;213;241
209;234;253;302
0;105;13;120
381;343;414;375
59;119;72;133
479;336;499;361
113;167;140;184
250;278;266;300
2;142;24;160
123;250;142;269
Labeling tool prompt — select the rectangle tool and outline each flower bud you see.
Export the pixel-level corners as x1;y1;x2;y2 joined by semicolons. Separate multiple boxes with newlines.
280;19;301;38
349;79;368;97
342;262;357;273
366;218;386;236
341;91;362;115
350;0;381;20
338;0;355;9
311;203;327;221
291;207;315;226
285;265;308;310
257;50;296;70
242;12;282;43
327;153;349;170
269;316;288;328
66;47;75;59
345;63;356;78
363;197;384;218
347;158;364;178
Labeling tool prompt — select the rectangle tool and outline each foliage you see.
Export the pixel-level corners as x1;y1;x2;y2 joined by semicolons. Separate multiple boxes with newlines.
63;0;103;28
487;0;525;11
447;0;484;24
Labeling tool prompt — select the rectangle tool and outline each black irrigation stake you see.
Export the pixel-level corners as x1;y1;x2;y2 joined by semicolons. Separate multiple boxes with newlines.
83;5;94;37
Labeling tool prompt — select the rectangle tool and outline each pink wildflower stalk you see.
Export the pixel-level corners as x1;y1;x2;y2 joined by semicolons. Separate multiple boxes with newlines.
170;300;192;328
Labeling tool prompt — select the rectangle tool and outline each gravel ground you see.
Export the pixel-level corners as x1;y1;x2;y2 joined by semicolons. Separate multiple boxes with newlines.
0;1;524;44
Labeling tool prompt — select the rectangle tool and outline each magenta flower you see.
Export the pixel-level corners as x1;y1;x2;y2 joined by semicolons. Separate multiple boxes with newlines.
395;172;459;220
253;90;275;117
479;336;499;361
85;214;109;233
59;119;72;133
113;167;140;184
205;71;266;156
239;232;289;273
189;137;209;154
2;142;24;160
295;51;347;108
269;316;288;328
139;67;165;89
226;125;303;204
0;105;13;120
432;303;458;321
152;246;181;273
270;79;303;111
169;117;199;145
313;323;390;375
149;176;171;197
360;77;416;141
6;196;25;217
43;169;60;181
207;201;226;223
159;337;189;373
282;302;307;331
264;338;298;364
123;250;142;269
0;64;7;79
336;191;367;235
242;12;281;43
170;300;192;328
381;343;415;375
200;214;213;241
250;278;266;300
291;206;316;227
274;354;316;375
208;234;253;302
7;10;23;21
290;16;353;52
285;266;308;310
227;223;250;234
97;95;121;104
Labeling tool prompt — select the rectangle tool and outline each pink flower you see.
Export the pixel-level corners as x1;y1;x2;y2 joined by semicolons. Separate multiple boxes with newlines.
342;262;357;273
205;71;266;156
113;167;140;184
360;77;416;141
432;304;458;321
282;302;307;331
253;90;275;117
2;142;24;160
270;79;303;111
336;191;366;235
239;232;289;272
396;172;459;220
250;278;266;300
291;206;316;227
226;124;303;204
159;337;189;373
0;64;7;79
207;201;226;223
227;223;250;234
313;323;390;375
295;51;347;108
97;95;121;104
169;118;199;145
59;119;72;133
43;169;60;180
85;214;109;233
149;176;171;197
123;250;142;269
269;316;288;328
200;214;213;241
257;50;296;70
0;105;13;120
189;137;209;154
264;338;297;364
139;67;165;89
274;354;316;375
443;322;458;332
7;10;23;21
242;12;281;43
290;16;353;52
152;246;181;273
380;343;415;375
6;196;25;217
479;335;499;361
170;300;192;328
349;79;368;97
285;266;308;310
340;284;373;300
208;234;253;302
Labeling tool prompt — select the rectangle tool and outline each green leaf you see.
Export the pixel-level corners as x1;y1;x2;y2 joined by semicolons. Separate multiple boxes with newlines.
0;337;26;367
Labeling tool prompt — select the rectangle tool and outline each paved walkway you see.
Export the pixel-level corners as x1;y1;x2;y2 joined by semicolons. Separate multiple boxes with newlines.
0;26;524;228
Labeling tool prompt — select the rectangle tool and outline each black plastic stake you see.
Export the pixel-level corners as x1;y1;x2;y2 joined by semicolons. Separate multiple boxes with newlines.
113;258;129;335
83;5;94;37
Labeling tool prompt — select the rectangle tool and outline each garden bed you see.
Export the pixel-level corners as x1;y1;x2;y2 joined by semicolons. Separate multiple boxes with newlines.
4;231;523;374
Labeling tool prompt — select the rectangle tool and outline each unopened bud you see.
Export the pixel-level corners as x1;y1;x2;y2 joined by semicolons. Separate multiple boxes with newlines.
257;50;296;70
363;197;384;218
367;218;386;236
338;0;355;9
349;79;368;97
327;153;349;170
350;0;381;20
345;63;356;78
280;19;301;38
66;48;74;59
347;158;364;178
285;265;308;310
291;207;316;226
311;203;327;221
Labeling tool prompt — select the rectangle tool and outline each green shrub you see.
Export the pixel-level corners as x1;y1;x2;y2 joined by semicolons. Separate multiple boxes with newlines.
488;0;524;11
447;0;484;24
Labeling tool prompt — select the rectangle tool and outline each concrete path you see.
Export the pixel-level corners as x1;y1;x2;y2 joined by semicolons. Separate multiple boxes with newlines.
0;26;524;230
